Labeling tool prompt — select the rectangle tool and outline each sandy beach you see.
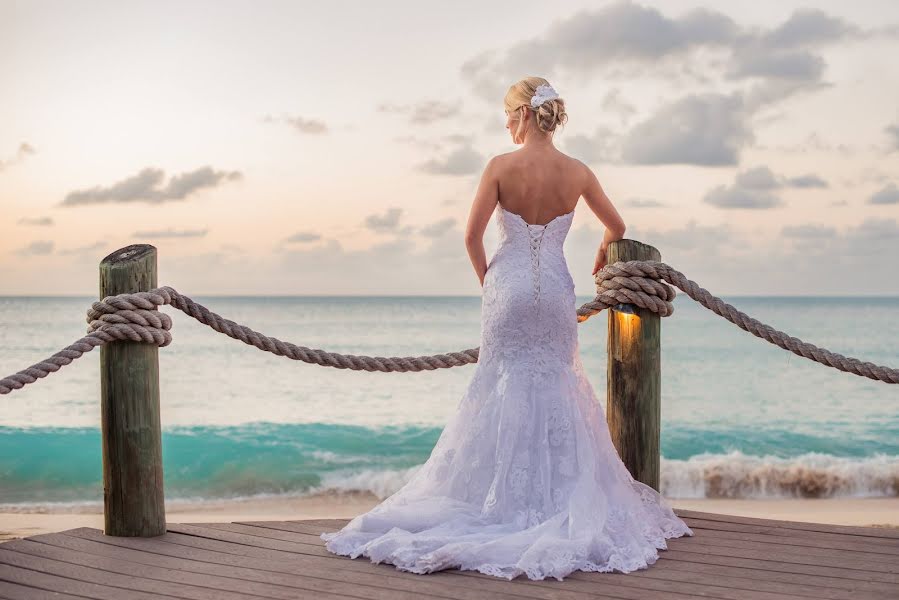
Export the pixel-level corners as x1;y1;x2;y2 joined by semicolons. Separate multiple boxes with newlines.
2;493;896;542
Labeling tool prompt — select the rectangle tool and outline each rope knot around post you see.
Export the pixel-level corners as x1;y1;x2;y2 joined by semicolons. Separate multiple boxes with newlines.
86;287;176;347
576;259;678;322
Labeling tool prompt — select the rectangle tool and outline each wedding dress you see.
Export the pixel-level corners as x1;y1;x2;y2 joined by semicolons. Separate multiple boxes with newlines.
320;202;693;581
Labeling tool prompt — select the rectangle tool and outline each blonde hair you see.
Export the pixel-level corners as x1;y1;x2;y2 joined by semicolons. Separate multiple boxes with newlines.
504;76;568;140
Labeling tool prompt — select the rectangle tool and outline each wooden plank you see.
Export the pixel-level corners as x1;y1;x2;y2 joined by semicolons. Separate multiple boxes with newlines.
674;509;899;540
664;534;898;570
615;560;898;598
664;521;899;557
653;548;897;585
1;546;261;600
684;518;899;549
0;579;87;600
0;563;171;599
166;523;332;555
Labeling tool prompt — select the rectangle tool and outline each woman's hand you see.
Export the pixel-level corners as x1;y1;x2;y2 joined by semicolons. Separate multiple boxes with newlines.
592;243;608;276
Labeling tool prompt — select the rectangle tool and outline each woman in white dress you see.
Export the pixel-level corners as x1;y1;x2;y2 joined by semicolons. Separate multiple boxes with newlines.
320;76;694;581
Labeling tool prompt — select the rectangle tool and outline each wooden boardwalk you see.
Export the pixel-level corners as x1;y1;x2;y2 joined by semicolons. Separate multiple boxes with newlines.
1;509;896;599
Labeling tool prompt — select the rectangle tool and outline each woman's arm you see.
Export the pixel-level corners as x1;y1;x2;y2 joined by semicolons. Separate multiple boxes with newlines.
465;157;500;287
580;162;626;275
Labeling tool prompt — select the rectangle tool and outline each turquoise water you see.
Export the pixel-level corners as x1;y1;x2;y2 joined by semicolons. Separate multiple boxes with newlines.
1;295;897;508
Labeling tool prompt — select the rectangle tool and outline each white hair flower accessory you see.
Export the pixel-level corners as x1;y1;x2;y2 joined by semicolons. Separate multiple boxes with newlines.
530;83;560;109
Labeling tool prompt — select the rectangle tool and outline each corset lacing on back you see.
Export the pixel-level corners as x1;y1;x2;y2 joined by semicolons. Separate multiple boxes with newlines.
527;226;546;305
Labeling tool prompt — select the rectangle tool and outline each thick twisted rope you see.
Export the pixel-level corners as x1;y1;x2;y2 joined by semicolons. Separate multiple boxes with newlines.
1;260;897;394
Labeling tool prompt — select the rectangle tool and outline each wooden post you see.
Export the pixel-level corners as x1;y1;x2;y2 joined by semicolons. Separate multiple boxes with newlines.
606;239;662;491
99;244;166;536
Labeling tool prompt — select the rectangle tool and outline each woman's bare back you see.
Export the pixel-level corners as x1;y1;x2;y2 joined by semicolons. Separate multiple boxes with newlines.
494;148;584;226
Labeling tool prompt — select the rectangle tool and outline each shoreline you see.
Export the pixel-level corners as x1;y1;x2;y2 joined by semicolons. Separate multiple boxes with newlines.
2;493;896;542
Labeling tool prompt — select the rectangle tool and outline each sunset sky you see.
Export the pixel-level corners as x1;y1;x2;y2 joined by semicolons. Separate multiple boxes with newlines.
2;0;898;296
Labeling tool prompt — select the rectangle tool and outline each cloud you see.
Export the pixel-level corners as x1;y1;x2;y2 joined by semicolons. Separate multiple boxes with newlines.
15;240;54;256
460;2;741;101
285;231;322;243
727;9;862;81
419;217;456;238
760;8;861;48
620;93;751;166
262;113;328;134
886;124;899;153
704;186;783;209
378;100;461;125
869;183;899;205
58;241;105;255
782;217;898;265
132;227;209;238
61;166;242;206
781;224;837;238
786;174;828;188
623;198;666;208
728;49;825;81
621;219;741;253
0;142;36;172
364;207;405;233
416;143;485;176
601;89;637;124
17;216;53;226
702;165;830;209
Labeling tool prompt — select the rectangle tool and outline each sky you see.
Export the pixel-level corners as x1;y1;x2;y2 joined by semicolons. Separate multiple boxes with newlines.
1;0;898;296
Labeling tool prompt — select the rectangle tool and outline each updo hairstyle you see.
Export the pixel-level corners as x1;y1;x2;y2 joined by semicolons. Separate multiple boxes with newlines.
503;76;568;139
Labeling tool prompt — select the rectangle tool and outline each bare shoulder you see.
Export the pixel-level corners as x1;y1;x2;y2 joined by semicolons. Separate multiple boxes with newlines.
489;150;516;168
567;156;591;186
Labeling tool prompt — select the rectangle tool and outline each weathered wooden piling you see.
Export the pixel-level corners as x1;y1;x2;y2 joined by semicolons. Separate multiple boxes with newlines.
606;239;662;491
98;244;166;536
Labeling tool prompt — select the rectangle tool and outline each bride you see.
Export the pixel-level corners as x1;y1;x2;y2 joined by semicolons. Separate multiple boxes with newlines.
320;76;694;581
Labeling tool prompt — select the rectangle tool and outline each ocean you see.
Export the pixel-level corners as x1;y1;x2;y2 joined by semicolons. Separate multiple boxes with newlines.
1;294;897;511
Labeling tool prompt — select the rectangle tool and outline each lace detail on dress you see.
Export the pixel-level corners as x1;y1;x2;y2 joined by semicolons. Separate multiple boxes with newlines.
320;202;694;581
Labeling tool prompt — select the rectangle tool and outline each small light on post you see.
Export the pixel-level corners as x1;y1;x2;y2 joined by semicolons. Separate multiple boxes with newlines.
612;302;639;319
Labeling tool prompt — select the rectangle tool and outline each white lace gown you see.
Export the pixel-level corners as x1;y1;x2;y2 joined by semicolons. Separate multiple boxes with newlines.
320;203;694;580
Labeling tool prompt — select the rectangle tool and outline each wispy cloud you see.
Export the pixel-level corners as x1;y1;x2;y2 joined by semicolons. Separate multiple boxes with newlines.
418;217;456;238
61;166;242;206
869;183;899;205
0;142;36;172
132;227;209;238
624;198;666;208
703;165;828;209
378;100;462;125
285;231;322;243
58;241;105;255
14;240;54;256
364;207;406;233
262;113;328;134
416;142;485;176
886;123;899;153
17;216;53;226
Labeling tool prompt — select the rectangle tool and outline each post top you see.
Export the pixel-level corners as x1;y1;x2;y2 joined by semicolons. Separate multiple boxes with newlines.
100;244;157;266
